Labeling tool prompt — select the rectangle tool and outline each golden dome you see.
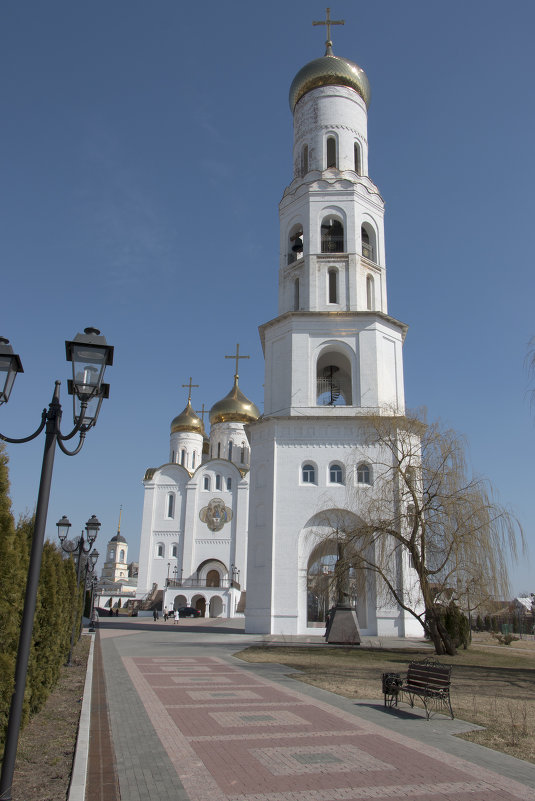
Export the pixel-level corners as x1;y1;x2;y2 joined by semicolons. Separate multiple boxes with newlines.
170;399;205;435
289;49;370;112
210;377;260;425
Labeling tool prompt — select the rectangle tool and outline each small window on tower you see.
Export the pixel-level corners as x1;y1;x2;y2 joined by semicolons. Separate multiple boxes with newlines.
326;136;337;168
120;549;125;561
227;477;232;491
228;441;233;460
216;474;221;490
328;268;338;304
217;442;221;458
302;144;309;176
366;275;375;310
157;544;164;557
302;463;316;484
167;493;175;518
354;142;362;175
204;475;210;491
180;449;186;467
357;463;371;485
192;451;195;469
172;544;178;557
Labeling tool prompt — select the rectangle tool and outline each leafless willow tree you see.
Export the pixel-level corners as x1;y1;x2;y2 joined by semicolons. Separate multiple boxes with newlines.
316;412;524;655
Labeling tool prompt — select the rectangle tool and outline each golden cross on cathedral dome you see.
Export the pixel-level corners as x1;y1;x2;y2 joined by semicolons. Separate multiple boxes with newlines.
196;403;207;426
182;376;199;402
225;343;249;379
313;7;344;47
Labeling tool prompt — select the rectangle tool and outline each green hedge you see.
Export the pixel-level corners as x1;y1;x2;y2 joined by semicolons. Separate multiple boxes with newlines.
0;445;81;749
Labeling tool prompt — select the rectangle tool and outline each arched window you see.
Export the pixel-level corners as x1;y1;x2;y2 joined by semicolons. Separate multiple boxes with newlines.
361;224;376;262
226;477;232;491
354;142;362;175
171;450;175;463
228;441;233;460
316;350;352;406
167;493;175;518
108;549;114;561
207;570;220;587
366;274;374;310
217;442;221;458
321;217;344;253
302;463;316;484
119;549;125;561
241;442;248;463
204;475;210;491
288;223;303;265
157;544;164;557
215;474;221;490
326;136;337;168
180;449;186;467
328;268;338;303
357;463;371;484
172;544;178;557
302;144;308;176
329;464;343;484
294;278;300;311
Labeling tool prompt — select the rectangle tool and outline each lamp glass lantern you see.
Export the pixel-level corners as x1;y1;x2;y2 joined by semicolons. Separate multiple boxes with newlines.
85;514;101;545
0;338;24;405
56;515;72;543
65;327;114;412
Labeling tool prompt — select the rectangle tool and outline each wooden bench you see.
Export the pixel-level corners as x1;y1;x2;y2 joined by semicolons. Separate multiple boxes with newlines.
382;658;454;720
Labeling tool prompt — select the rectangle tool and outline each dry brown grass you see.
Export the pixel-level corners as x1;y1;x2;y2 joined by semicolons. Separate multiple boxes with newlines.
9;634;91;801
235;634;535;763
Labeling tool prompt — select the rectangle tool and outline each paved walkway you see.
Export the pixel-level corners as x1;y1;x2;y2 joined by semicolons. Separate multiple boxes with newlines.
86;618;535;801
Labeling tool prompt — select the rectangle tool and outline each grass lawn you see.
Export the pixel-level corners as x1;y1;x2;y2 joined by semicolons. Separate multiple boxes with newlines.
235;633;535;764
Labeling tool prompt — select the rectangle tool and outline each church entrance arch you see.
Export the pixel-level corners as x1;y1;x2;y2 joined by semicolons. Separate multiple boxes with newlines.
206;570;220;587
196;558;228;587
209;596;223;617
173;594;187;610
300;509;369;629
192;595;206;617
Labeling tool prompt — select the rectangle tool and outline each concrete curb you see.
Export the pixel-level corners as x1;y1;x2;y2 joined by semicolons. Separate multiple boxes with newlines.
67;631;95;801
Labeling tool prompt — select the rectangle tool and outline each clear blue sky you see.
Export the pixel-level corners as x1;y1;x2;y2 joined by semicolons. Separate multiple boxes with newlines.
2;1;534;595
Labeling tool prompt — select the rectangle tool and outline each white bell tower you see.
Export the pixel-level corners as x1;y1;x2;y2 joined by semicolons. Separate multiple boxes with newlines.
245;17;417;637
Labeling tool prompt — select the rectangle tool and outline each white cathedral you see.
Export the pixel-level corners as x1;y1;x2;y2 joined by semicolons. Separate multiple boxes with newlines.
136;22;423;638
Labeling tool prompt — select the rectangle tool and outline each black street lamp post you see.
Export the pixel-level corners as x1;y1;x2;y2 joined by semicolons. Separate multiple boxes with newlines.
0;328;113;801
57;515;100;665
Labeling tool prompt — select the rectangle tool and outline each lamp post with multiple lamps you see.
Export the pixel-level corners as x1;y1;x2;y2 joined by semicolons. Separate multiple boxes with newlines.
0;328;113;801
57;514;100;665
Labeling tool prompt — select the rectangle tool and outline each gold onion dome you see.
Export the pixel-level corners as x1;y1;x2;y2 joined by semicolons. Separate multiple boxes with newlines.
289;44;370;112
170;399;205;435
210;377;260;426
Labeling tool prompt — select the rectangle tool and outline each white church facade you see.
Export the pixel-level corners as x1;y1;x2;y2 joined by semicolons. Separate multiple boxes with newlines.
136;22;423;637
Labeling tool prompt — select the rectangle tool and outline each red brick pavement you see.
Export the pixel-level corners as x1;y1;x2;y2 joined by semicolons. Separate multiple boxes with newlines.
123;655;533;801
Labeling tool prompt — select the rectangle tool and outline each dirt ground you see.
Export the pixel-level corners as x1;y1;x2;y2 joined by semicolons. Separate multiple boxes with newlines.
236;633;535;763
7;634;91;801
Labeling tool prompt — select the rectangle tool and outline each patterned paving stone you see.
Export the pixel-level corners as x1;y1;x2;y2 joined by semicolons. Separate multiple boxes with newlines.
116;654;534;801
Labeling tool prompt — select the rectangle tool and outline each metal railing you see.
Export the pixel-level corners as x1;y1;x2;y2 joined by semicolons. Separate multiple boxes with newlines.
166;577;241;590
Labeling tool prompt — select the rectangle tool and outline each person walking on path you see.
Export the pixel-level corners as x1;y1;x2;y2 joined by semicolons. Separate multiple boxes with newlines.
173;609;179;624
163;607;168;621
153;608;159;622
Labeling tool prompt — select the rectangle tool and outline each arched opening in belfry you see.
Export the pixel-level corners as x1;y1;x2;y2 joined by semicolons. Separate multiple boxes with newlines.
321;217;344;253
316;349;353;406
361;223;377;263
288;223;304;265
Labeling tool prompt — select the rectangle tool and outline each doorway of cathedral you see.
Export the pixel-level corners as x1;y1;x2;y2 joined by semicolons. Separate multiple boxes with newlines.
192;595;206;617
209;596;223;617
206;569;220;587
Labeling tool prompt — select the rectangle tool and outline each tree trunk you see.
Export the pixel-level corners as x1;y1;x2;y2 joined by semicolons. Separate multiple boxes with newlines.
425;607;457;656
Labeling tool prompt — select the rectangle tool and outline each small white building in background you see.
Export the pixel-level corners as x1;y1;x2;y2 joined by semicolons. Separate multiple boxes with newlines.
97;522;137;610
135;24;424;635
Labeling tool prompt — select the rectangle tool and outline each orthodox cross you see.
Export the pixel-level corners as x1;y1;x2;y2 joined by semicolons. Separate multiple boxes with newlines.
225;344;249;379
313;7;344;46
196;403;207;426
182;377;199;402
